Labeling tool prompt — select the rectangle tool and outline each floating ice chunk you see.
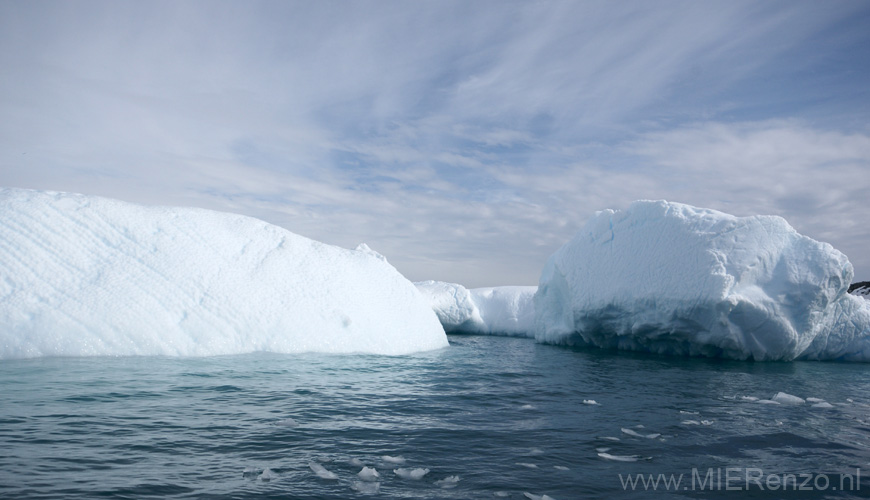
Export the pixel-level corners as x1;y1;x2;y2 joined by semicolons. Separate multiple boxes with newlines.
772;392;805;405
554;465;570;471
394;467;429;480
349;458;365;467
812;402;835;408
381;455;406;464
309;462;338;480
524;493;557;500
242;466;258;477
521;404;536;410
351;481;380;494
682;420;700;425
534;200;868;361
621;428;660;439
598;453;646;462
435;475;461;488
756;399;781;405
523;493;557;500
415;281;537;336
0;188;448;359
806;397;825;403
275;418;297;427
516;462;539;469
583;400;599;405
258;468;276;481
358;467;380;481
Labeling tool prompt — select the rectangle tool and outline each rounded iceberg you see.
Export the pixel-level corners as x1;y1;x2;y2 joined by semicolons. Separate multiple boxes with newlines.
534;200;870;361
0;188;448;358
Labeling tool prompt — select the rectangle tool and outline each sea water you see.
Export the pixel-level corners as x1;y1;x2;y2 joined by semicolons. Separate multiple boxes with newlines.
1;335;869;499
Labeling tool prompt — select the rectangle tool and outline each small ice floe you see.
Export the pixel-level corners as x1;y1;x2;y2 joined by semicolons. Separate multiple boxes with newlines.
806;397;825;403
309;462;338;480
242;466;259;477
598;436;621;442
772;392;805;405
596;447;611;453
681;420;700;425
394;467;429;480
351;481;380;494
680;410;700;415
554;465;570;471
258;468;276;481
523;493;557;500
382;455;406;464
621;428;661;439
741;396;759;402
358;466;380;481
521;404;536;410
598;452;649;462
756;399;781;405
516;462;539;469
701;420;714;426
275;418;298;427
812;402;835;408
583;400;599;405
847;398;854;403
349;457;365;467
434;475;461;488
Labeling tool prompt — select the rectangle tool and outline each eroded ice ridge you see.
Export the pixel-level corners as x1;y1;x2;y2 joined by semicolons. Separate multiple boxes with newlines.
414;280;536;336
0;188;448;358
534;200;870;361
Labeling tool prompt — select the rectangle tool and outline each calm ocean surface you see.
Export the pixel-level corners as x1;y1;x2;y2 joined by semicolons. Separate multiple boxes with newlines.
1;335;869;499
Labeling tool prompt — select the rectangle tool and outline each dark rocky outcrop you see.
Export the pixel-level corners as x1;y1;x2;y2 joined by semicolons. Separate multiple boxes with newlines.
849;281;870;297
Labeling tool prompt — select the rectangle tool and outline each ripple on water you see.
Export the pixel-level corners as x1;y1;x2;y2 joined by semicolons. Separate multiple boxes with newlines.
1;337;869;498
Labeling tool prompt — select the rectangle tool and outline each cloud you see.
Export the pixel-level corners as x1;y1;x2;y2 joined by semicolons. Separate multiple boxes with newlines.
1;1;869;286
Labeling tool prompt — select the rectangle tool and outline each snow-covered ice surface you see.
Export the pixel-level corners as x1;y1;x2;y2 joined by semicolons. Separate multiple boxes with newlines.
534;200;870;361
414;280;536;336
0;188;448;358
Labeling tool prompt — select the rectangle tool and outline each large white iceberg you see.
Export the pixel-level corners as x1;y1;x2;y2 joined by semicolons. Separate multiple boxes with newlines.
0;188;448;358
534;200;870;361
414;281;536;337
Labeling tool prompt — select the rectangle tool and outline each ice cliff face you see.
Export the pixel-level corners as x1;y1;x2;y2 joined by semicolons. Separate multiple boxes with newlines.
534;200;870;361
0;188;447;358
414;281;536;337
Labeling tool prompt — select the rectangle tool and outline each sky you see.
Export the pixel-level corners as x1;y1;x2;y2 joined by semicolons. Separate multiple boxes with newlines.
1;0;869;287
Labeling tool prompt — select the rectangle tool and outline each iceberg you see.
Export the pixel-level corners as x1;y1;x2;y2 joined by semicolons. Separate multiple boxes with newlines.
0;188;448;359
414;280;536;336
534;200;870;361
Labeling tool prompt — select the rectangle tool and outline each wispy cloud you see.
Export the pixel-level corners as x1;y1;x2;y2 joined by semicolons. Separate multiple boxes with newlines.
1;1;869;286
